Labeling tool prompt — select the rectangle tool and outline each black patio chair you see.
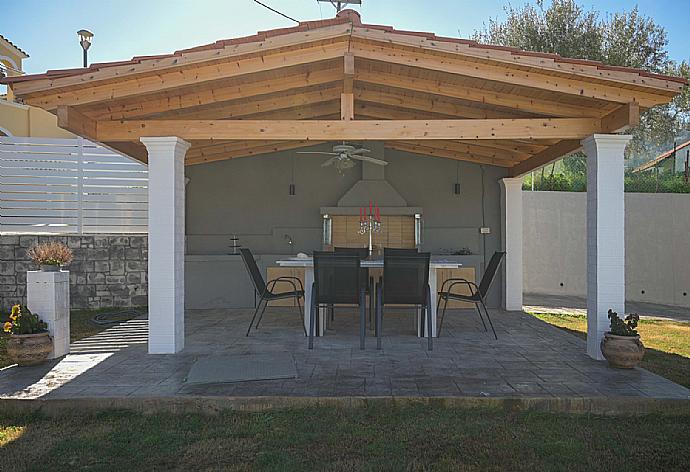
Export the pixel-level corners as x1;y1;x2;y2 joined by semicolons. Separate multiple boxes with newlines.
437;251;505;340
240;248;305;337
334;246;373;324
310;251;366;350
376;250;433;351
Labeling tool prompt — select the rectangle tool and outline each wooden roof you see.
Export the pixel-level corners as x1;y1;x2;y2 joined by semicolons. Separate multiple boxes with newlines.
3;9;686;175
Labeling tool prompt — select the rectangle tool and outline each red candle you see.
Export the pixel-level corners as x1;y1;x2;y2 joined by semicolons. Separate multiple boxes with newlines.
369;200;373;216
359;207;363;222
376;204;381;222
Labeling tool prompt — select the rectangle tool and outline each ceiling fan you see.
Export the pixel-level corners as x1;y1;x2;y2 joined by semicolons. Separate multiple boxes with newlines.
297;144;388;173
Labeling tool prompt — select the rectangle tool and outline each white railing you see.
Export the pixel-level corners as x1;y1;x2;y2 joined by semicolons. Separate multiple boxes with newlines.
0;136;148;234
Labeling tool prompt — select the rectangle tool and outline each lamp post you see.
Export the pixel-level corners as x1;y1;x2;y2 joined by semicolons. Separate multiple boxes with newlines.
77;29;93;68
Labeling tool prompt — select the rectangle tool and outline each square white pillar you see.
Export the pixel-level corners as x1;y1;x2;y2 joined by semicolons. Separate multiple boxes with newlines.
141;137;190;354
583;134;631;360
500;177;523;311
27;270;70;359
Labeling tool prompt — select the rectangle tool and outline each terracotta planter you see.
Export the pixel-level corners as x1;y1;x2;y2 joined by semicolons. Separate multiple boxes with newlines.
600;332;645;369
6;332;53;366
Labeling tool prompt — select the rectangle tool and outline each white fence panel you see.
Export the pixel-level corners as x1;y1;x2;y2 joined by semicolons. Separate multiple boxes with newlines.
0;137;149;234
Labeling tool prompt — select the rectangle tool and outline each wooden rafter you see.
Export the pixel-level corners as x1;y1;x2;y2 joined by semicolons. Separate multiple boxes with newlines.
355;64;607;118
355;84;533;119
21;41;350;110
150;84;342;120
386;142;515;167
350;40;673;108
186;140;327;165
81;62;344;120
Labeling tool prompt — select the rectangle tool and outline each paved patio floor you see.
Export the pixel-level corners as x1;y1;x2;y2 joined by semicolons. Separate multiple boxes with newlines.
0;307;688;400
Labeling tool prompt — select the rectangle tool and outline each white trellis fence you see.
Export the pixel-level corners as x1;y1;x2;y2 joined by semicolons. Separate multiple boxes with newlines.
0;136;148;234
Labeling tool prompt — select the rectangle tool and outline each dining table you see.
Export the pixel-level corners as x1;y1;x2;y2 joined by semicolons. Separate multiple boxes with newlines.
276;256;462;338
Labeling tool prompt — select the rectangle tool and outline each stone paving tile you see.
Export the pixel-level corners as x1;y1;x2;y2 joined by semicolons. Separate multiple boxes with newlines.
0;309;688;400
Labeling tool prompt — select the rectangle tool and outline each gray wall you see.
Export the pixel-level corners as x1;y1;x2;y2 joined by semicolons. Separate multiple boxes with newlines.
524;191;690;308
185;143;508;308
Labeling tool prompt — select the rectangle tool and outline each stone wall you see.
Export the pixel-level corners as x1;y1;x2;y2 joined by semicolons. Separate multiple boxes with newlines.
0;234;147;310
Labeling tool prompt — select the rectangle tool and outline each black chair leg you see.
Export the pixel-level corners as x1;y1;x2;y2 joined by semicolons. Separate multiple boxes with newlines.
246;298;265;337
426;285;433;351
474;302;488;332
369;277;374;328
479;296;498;340
255;299;269;329
376;283;383;350
359;289;366;350
438;295;450;336
296;295;306;336
308;285;316;349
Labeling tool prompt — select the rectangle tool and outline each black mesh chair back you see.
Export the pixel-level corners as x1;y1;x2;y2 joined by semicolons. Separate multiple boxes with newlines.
383;247;419;256
240;248;266;295
335;247;370;294
313;251;361;305
478;251;505;297
382;251;430;305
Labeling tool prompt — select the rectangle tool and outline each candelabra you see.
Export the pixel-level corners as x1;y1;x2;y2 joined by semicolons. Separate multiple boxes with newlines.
358;213;382;256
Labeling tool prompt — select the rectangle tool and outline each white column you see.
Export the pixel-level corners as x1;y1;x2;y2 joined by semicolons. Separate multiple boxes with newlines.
583;134;631;360
500;177;523;311
26;270;70;359
141;137;190;354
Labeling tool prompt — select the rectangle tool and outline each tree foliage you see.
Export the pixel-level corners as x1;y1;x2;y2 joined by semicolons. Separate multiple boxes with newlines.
474;0;690;192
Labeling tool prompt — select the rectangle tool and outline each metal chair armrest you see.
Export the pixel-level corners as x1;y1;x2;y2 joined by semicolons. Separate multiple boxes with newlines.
274;275;304;292
266;277;299;294
439;278;475;293
446;279;479;297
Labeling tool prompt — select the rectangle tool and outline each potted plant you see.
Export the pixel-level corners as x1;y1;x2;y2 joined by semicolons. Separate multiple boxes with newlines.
600;309;645;369
26;241;73;272
3;305;53;366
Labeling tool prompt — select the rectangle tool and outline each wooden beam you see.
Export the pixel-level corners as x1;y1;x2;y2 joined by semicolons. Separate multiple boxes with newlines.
601;102;640;133
81;64;343;120
355;65;605;118
96;118;602;142
351;41;669;108
341;93;354;120
22;41;349;111
396;140;527;162
153;84;342;120
57;106;98;140
386;142;515;167
343;52;355;94
101;141;149;163
186;141;327;165
355;85;532;119
509;140;582;177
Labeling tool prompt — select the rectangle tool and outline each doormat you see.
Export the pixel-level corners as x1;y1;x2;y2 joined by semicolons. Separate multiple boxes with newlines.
185;353;297;384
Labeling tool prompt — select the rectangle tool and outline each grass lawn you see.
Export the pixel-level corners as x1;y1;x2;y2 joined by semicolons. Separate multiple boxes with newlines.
0;307;141;369
531;313;690;389
0;406;689;471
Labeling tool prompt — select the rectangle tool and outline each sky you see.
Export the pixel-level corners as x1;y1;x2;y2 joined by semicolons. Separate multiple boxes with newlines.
2;0;689;76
